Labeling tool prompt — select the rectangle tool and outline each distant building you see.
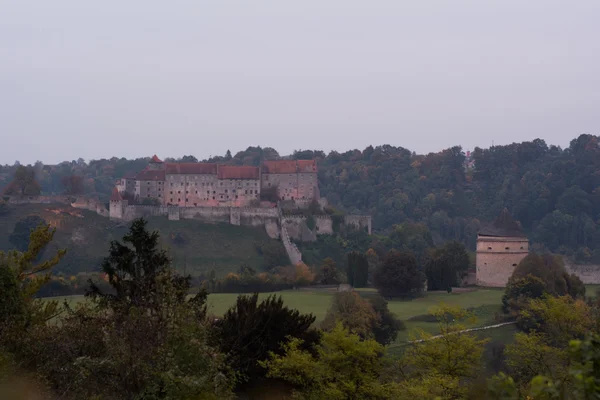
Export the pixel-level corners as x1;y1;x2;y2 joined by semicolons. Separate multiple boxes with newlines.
119;155;319;207
476;208;529;287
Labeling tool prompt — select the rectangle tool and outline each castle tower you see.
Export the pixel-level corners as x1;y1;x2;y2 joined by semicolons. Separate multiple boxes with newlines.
476;208;529;287
109;187;127;220
147;154;164;171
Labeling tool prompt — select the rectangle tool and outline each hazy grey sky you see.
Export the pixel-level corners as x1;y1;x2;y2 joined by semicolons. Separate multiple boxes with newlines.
1;1;599;165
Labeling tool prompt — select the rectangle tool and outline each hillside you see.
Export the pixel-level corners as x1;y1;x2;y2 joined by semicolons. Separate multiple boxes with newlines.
0;204;287;276
2;134;600;261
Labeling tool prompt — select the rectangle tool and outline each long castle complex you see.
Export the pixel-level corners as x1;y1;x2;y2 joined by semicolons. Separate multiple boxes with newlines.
116;155;319;207
106;156;371;265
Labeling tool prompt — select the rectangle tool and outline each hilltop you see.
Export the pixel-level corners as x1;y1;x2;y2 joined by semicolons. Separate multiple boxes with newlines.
0;203;287;276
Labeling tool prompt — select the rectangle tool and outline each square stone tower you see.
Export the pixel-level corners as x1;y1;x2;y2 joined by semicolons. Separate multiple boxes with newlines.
476;208;529;287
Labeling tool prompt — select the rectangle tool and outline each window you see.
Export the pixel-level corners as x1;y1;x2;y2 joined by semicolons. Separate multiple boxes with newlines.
194;203;197;206
195;191;198;194
505;247;510;250
186;199;188;202
512;264;517;266
178;191;181;194
487;247;492;250
186;191;189;194
520;246;524;250
171;183;173;187
235;195;238;199
213;196;215;200
170;191;173;194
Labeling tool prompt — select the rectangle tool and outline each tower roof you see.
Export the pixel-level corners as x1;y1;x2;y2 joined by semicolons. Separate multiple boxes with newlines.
479;208;527;238
110;187;123;201
150;155;163;163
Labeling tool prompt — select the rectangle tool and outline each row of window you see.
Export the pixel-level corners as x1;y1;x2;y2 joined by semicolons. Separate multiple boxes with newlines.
486;246;525;250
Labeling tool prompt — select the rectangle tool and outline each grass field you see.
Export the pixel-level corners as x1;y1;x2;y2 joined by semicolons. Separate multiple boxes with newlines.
46;285;600;347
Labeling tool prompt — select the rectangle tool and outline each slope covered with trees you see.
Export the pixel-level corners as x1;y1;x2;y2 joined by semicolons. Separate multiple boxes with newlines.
2;134;600;260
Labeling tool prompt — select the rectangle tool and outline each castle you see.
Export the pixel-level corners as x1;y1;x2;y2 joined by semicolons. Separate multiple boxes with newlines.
108;156;371;265
476;208;529;287
115;155;319;208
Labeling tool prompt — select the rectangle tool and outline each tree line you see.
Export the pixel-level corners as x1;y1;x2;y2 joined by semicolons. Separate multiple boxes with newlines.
2;134;600;261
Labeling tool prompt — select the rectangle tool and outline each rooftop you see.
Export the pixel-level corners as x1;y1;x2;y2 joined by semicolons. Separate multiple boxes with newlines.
479;208;527;238
165;163;218;175
136;169;166;181
263;160;317;174
110;187;123;201
150;154;163;163
217;165;260;180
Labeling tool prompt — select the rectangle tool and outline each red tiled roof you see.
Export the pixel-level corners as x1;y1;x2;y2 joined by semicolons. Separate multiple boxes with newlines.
136;169;166;181
263;160;317;174
110;187;123;201
297;159;317;173
165;163;217;175
217;165;259;180
150;155;163;163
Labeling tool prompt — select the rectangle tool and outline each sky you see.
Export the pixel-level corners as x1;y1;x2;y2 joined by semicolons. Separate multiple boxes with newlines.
1;0;599;165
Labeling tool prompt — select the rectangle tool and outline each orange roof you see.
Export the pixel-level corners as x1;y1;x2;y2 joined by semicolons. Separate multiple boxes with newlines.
136;170;166;181
297;159;317;172
165;163;218;175
263;160;317;174
150;155;163;163
217;165;259;180
110;187;123;201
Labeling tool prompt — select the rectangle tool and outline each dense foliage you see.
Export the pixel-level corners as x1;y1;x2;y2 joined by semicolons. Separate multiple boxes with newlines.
374;251;425;298
3;134;600;259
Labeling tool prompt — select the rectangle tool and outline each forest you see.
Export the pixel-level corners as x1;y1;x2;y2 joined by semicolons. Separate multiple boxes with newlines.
1;134;599;262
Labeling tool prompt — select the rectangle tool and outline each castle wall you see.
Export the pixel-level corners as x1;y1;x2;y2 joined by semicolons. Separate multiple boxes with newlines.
166;174;218;207
261;172;318;201
178;206;230;223
122;205;168;221
344;215;372;235
476;236;529;287
6;195;73;204
315;216;333;234
565;263;600;284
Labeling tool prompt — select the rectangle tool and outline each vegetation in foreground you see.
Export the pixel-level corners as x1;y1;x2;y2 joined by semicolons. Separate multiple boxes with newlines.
2;218;600;399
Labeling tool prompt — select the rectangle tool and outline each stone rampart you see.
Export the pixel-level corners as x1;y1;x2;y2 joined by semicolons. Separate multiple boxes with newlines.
344;215;372;234
565;262;600;284
6;195;72;205
122;205;168;221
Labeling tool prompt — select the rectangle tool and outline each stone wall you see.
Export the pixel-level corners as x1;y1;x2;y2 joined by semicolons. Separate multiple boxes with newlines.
122;205;169;221
6;195;72;204
476;236;529;287
344;215;372;235
178;206;230;223
565;262;600;284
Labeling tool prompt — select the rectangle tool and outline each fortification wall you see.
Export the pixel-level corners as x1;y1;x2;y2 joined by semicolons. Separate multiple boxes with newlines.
565;263;600;284
240;207;278;227
315;216;333;234
6;195;72;204
476;236;529;287
122;205;168;221
344;215;372;234
178;206;230;223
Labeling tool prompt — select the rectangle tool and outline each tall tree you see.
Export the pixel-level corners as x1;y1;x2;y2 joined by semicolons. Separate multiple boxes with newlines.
210;293;319;385
347;251;369;288
374;251;425;298
3;166;41;195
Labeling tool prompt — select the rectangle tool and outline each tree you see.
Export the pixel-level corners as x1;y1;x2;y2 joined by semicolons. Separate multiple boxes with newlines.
318;257;339;285
374;251;425;298
517;296;594;348
61;175;84;195
210;293;319;384
9;216;47;252
367;293;405;345
424;241;470;291
86;218;194;314
512;253;585;298
0;200;9;216
502;274;547;316
260;323;403;400
347;251;369;288
322;291;379;339
400;305;489;399
0;224;66;341
3;166;41;195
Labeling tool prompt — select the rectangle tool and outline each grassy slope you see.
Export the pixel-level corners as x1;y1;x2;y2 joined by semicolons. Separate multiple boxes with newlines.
0;204;284;276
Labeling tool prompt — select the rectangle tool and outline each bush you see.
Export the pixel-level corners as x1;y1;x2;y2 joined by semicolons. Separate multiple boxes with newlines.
374;251;425;298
